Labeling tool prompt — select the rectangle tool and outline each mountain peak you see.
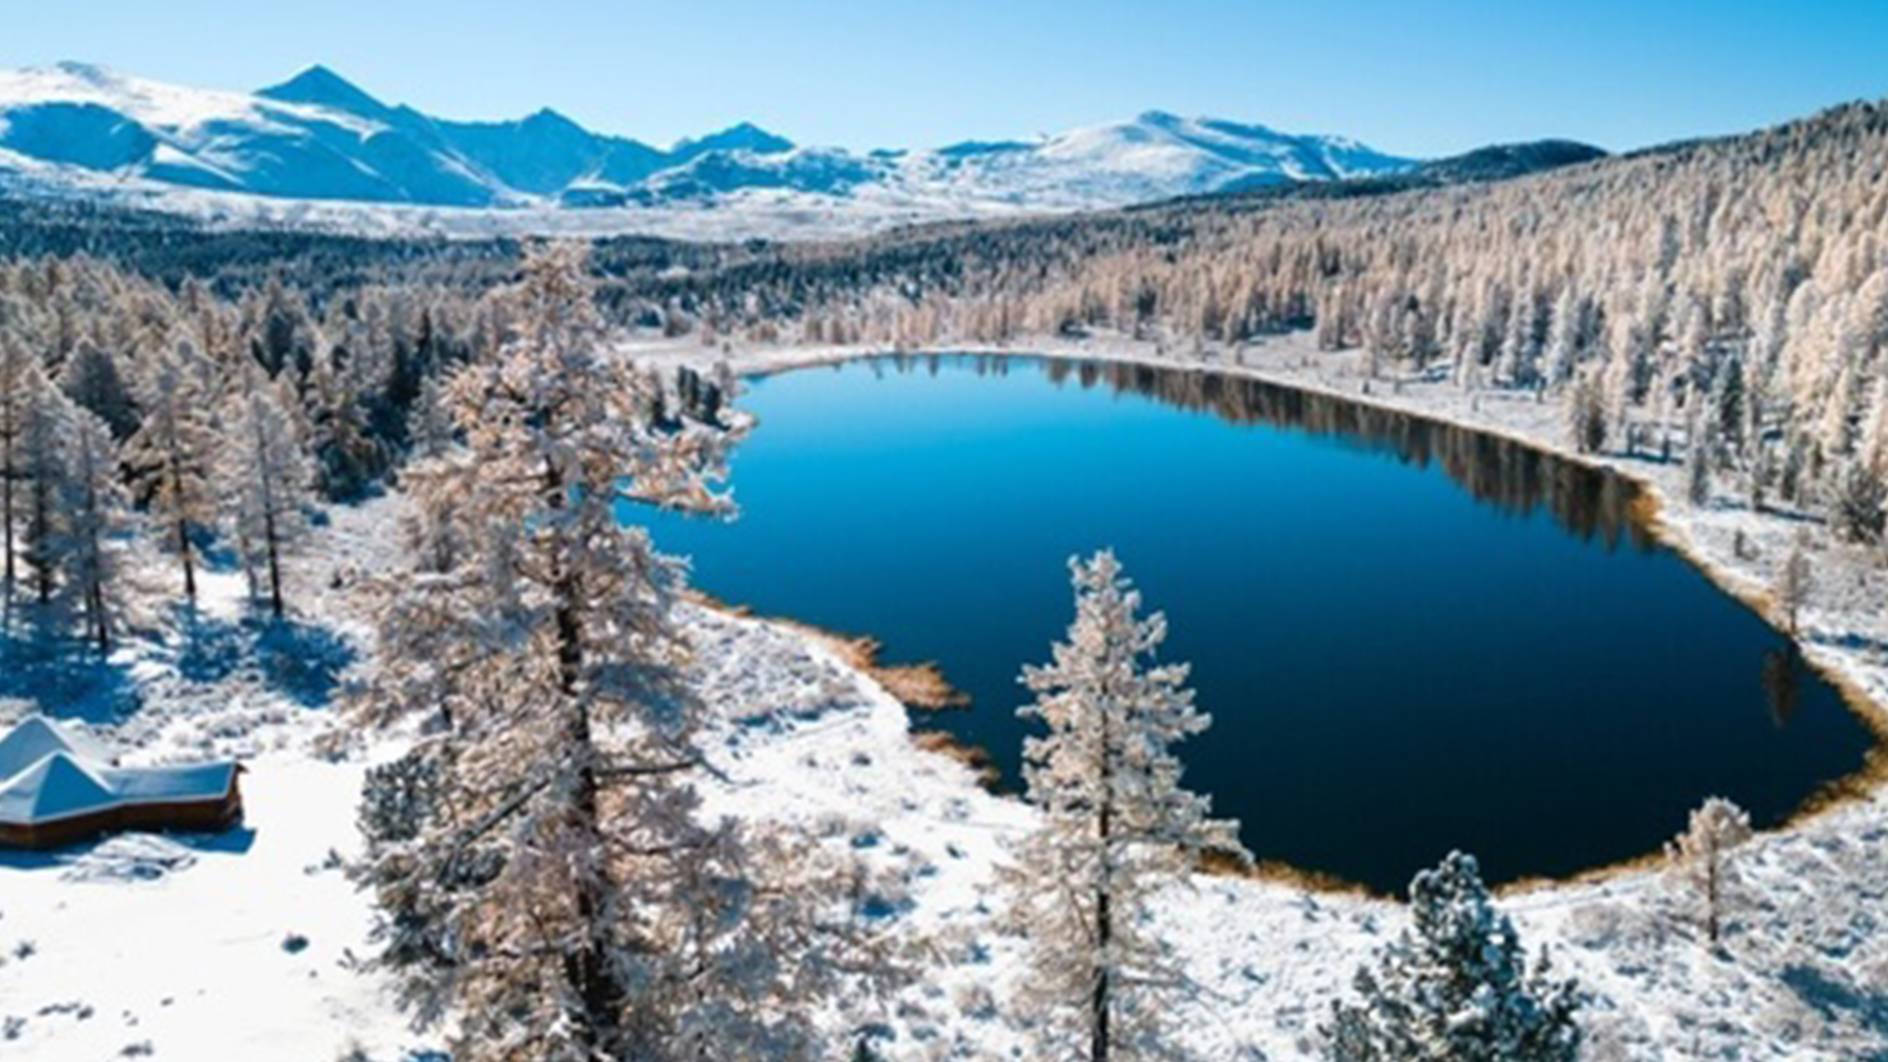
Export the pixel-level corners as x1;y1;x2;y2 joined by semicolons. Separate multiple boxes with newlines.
257;64;388;117
671;121;793;161
521;107;585;133
50;60;115;85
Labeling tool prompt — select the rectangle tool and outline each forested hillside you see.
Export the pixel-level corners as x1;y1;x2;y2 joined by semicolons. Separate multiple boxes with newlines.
631;100;1888;543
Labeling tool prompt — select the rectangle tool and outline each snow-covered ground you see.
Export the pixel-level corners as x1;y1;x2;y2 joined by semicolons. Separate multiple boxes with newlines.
6;329;1888;1059
0;499;426;1061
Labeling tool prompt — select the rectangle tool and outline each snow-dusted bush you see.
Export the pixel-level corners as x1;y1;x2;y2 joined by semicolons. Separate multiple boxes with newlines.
1325;851;1581;1062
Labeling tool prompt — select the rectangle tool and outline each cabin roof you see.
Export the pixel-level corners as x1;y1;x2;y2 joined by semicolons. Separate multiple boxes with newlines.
0;714;115;780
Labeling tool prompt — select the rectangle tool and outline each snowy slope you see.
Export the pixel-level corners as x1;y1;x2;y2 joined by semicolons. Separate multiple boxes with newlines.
0;62;1415;232
0;62;505;206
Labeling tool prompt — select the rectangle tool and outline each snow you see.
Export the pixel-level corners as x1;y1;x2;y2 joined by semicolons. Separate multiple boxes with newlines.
0;62;1414;240
0;754;117;824
0;757;415;1061
97;761;238;806
0;717;114;779
0;62;384;139
5;330;1887;1057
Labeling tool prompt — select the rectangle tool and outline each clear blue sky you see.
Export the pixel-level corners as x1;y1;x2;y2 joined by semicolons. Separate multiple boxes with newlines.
5;1;1885;157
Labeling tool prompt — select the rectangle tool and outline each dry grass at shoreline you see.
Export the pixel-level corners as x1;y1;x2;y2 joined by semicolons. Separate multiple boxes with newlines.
910;729;1001;791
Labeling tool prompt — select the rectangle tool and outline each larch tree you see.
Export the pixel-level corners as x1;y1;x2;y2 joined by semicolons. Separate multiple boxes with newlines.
1666;797;1753;946
1326;852;1581;1062
58;339;138;440
222;364;312;619
0;330;30;597
126;337;220;601
354;243;900;1061
1774;534;1813;636
53;406;135;652
1003;549;1243;1061
16;359;73;609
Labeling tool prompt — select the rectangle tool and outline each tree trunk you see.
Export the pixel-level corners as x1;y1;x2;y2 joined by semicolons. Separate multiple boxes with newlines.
1093;681;1115;1062
172;460;196;600
89;578;107;654
1705;849;1720;944
179;519;197;601
263;505;283;619
545;461;627;1055
31;479;50;606
3;450;14;595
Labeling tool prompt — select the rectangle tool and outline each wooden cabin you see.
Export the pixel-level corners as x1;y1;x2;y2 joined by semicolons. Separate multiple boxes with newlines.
0;716;243;850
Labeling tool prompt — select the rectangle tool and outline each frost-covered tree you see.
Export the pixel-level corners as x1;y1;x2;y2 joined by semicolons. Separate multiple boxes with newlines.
1665;797;1753;945
1326;852;1581;1062
126;338;220;600
1566;370;1606;454
15;360;73;608
222;366;312;618
355;244;899;1060
0;331;31;597
1686;400;1714;506
58;339;138;440
1004;549;1242;1061
1831;459;1887;544
404;373;456;461
1774;535;1813;636
53;407;135;652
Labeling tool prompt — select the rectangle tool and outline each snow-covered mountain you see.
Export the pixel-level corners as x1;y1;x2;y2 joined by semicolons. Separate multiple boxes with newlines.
0;62;1416;228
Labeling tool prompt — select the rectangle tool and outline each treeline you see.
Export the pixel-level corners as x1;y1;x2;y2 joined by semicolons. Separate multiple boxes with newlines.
0;192;757;310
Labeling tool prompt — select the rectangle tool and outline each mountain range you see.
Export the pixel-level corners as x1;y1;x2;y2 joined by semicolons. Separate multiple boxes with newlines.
0;61;1418;217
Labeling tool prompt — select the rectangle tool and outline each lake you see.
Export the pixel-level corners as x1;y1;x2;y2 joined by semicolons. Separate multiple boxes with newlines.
636;353;1876;894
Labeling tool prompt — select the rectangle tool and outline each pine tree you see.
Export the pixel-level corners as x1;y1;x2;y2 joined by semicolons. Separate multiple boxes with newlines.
355;244;898;1059
1004;549;1242;1060
126;338;219;600
1665;797;1753;945
1326;852;1581;1061
223;365;312;619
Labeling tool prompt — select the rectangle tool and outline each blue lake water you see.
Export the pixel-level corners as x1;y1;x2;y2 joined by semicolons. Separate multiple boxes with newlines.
636;354;1876;894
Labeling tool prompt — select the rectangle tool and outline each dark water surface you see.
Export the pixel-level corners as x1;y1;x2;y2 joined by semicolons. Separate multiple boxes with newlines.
636;354;1875;894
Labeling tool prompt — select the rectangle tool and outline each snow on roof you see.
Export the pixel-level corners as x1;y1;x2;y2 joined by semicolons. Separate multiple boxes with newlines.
0;751;118;824
99;761;239;805
0;716;235;827
0;714;115;780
